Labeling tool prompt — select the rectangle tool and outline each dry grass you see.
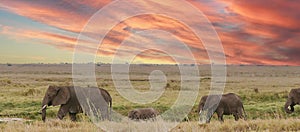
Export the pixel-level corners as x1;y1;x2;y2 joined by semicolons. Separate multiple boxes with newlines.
1;120;100;132
172;119;300;131
0;64;300;131
2;118;300;132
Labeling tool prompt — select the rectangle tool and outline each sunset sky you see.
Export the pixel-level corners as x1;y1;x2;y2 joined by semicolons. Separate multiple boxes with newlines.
0;0;299;65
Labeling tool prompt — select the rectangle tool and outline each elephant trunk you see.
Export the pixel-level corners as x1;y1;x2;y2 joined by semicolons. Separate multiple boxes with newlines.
199;110;208;124
41;105;47;122
197;104;202;113
284;98;293;114
41;97;49;122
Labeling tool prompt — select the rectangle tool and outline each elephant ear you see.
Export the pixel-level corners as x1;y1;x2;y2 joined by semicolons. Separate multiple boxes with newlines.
204;95;219;109
52;87;70;106
292;89;300;103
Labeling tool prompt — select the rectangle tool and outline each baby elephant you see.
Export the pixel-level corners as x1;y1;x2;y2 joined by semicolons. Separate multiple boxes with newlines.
128;108;159;121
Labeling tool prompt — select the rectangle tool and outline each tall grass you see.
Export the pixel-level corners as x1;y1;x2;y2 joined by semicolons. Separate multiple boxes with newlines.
1;64;300;131
2;119;300;131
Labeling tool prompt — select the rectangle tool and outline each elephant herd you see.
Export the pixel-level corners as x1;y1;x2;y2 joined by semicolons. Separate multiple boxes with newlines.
41;85;159;122
41;85;300;123
198;88;300;123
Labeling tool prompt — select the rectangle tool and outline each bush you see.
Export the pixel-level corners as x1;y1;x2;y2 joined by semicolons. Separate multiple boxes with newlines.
23;89;41;96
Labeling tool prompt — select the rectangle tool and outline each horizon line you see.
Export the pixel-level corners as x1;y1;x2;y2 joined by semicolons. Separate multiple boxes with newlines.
0;63;296;66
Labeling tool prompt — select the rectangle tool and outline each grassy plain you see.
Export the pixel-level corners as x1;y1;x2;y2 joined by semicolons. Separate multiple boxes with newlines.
0;64;300;131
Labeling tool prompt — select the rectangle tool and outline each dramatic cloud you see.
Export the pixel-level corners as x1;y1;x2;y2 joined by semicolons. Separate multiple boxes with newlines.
0;26;97;54
219;0;300;65
0;0;104;33
0;0;299;65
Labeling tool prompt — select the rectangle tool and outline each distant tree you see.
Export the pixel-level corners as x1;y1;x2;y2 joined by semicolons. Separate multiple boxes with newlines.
7;63;12;66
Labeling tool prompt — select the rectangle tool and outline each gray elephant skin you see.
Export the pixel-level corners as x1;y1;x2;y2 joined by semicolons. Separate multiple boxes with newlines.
285;88;300;114
41;85;112;122
128;108;159;120
198;93;246;123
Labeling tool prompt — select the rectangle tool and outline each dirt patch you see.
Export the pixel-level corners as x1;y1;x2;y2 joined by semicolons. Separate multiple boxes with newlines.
0;118;30;123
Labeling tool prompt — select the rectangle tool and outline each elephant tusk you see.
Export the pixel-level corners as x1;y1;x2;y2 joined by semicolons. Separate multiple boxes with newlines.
38;105;47;114
41;105;47;111
199;110;202;115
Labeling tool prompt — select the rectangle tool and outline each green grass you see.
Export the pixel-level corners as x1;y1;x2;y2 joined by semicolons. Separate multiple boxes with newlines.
1;64;300;131
0;88;296;121
105;90;297;122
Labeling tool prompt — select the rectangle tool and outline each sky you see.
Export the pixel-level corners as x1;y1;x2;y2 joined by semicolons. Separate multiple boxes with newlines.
0;0;299;65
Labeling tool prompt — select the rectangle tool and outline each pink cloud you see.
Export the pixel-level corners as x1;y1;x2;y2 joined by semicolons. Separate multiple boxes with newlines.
1;0;300;65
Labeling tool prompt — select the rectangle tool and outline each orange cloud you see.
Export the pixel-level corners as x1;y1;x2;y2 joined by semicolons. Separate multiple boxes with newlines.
1;0;92;33
219;0;300;65
1;0;300;65
223;0;300;29
97;14;212;64
0;26;99;54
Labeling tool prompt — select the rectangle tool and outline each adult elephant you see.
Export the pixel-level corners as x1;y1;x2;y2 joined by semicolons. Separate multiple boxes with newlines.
41;85;112;122
198;93;246;123
284;88;300;114
128;108;159;120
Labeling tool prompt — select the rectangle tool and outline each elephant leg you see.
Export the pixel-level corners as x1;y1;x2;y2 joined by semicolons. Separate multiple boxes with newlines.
141;114;145;120
151;116;156;121
219;115;224;122
105;108;110;120
69;113;77;121
135;113;140;120
217;112;224;122
57;105;68;120
237;108;244;119
104;109;108;120
216;109;224;122
151;113;156;121
206;110;213;123
233;114;239;121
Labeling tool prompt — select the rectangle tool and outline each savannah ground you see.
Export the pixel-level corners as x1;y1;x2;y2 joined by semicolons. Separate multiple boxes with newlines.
0;64;300;131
